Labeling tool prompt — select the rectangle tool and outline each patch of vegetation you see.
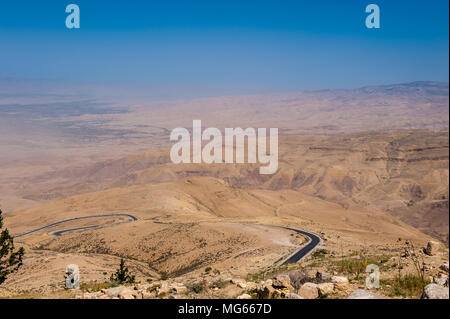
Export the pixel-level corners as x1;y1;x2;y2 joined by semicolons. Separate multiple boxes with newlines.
382;274;430;298
159;271;169;280
312;249;328;258
332;250;393;280
187;282;204;294
80;281;118;293
204;266;212;273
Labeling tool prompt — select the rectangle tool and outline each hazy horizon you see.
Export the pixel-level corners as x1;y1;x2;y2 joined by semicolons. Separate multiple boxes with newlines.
1;0;448;98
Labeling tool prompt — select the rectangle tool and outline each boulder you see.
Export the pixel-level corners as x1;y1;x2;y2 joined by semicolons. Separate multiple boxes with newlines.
347;289;383;299
424;241;440;256
298;283;319;299
288;270;310;290
237;293;252;299
103;286;133;298
421;284;449;299
118;288;135;299
272;274;292;289
317;283;334;296
331;276;349;291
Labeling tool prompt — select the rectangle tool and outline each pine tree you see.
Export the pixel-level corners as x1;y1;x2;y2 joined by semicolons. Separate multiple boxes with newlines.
110;258;135;284
0;209;25;285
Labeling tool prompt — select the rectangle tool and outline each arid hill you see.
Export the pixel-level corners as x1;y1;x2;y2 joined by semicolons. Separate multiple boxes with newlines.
7;130;448;242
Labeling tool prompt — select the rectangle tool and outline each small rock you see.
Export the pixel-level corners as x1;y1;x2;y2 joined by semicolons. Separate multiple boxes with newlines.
141;291;154;299
237;282;247;289
317;283;334;296
331;276;349;291
421;284;449;299
285;293;304;299
170;283;188;294
298;283;319;299
440;263;449;273
157;281;171;295
401;249;410;258
83;292;103;299
246;282;257;290
237;293;252;299
424;241;440;256
118;289;135;299
347;289;384;299
272;274;292;289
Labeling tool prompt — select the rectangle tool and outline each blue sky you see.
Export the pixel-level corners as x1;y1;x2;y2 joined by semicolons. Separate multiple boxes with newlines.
0;0;448;97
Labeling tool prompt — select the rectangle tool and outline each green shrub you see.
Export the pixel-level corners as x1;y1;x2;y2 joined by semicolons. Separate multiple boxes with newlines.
0;209;25;285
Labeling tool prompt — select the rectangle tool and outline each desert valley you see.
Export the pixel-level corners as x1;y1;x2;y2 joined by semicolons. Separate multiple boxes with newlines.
0;81;448;299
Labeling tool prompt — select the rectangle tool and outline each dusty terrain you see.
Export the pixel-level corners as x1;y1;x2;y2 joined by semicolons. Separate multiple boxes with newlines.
0;81;448;298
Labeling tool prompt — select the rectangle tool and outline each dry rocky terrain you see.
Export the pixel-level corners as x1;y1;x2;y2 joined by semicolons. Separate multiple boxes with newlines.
0;82;448;299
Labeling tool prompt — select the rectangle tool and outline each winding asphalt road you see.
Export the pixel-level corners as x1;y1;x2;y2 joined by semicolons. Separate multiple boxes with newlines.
13;213;138;238
279;226;321;264
14;216;320;264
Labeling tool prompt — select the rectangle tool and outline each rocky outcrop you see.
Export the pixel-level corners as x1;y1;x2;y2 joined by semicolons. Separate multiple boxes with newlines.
421;284;449;299
424;241;440;256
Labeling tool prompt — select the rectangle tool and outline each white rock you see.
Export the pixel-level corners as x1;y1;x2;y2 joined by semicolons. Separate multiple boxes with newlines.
347;289;383;299
237;293;252;299
285;293;304;299
421;284;449;299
